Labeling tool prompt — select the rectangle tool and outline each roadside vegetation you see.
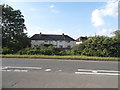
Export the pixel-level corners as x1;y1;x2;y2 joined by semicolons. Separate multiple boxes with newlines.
1;4;31;54
1;4;120;60
1;54;119;61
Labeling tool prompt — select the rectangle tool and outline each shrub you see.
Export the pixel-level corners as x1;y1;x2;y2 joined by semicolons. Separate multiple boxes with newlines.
70;36;120;57
2;47;10;54
18;45;59;55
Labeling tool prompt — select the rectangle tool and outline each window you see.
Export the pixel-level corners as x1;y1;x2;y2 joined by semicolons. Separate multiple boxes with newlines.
34;45;38;47
59;45;63;48
67;45;71;48
67;41;70;43
45;40;48;42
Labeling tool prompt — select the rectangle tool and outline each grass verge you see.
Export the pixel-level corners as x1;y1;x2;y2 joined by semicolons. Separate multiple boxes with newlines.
0;54;120;61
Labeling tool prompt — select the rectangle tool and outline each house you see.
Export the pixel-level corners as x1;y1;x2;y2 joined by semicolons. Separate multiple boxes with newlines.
76;36;88;44
30;33;76;49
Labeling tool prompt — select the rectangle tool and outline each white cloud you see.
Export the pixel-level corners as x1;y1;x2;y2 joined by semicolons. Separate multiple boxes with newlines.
49;5;55;8
96;28;116;36
91;9;105;27
91;0;118;27
49;5;60;14
25;26;66;37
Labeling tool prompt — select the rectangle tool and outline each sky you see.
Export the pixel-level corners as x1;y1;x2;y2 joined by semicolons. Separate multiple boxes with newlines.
1;0;118;39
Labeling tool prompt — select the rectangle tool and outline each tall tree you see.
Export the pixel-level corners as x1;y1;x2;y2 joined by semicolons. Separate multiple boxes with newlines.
2;4;30;53
113;30;120;36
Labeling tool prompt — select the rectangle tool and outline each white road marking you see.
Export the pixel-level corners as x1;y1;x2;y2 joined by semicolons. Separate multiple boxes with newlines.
0;69;28;72
0;66;38;72
96;70;119;73
78;69;120;73
0;70;7;72
58;70;62;72
76;69;120;76
45;69;51;72
6;70;12;72
92;70;98;73
78;69;93;71
14;70;28;72
6;66;42;70
75;72;120;76
0;67;8;70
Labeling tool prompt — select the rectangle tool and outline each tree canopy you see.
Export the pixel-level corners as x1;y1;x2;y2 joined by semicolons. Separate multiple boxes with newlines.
2;4;30;54
113;30;120;36
70;35;120;57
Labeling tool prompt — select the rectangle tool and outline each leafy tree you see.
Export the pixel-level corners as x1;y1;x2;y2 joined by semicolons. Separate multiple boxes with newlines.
112;30;120;36
2;4;31;53
70;35;120;57
70;43;85;55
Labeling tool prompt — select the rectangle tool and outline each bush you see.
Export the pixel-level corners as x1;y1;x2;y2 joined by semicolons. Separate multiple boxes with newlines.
2;47;10;54
18;45;59;55
70;36;120;57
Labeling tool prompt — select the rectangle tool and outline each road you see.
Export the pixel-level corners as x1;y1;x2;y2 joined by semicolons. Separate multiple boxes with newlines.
1;58;119;88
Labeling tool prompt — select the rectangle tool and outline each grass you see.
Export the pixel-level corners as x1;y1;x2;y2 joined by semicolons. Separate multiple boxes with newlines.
0;54;120;61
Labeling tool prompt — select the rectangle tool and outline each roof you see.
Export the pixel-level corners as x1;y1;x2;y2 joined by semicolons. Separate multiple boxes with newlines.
76;36;88;42
31;33;75;41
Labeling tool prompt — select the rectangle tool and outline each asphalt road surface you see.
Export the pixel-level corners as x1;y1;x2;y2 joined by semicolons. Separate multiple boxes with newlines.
1;58;119;88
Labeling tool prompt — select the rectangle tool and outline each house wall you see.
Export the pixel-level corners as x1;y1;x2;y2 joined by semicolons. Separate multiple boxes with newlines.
31;40;76;48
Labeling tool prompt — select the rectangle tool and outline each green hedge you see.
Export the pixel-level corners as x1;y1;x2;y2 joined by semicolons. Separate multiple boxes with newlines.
70;36;120;57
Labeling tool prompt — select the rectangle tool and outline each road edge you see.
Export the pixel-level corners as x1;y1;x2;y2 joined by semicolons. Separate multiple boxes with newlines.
1;57;119;62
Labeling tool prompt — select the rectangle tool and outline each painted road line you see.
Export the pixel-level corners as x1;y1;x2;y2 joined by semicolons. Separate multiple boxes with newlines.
14;70;28;72
58;70;62;72
92;70;98;73
78;69;120;73
45;69;52;72
4;66;42;70
78;69;93;71
75;72;120;76
76;69;120;76
0;69;28;72
0;70;7;72
6;70;12;72
0;67;8;70
96;70;120;73
0;67;3;69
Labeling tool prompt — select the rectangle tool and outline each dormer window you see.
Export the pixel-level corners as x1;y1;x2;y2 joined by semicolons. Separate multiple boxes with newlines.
67;41;70;43
45;40;48;42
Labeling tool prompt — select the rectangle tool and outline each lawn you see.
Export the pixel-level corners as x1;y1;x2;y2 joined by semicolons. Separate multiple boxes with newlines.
0;54;119;61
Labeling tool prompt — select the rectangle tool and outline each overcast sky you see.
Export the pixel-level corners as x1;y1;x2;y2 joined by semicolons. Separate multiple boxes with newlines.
1;0;118;39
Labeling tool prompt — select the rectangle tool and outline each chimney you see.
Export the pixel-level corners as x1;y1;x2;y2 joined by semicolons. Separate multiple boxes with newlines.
39;32;42;37
62;33;65;40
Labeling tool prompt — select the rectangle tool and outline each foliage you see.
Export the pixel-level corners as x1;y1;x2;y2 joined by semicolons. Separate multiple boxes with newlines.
112;30;120;36
70;43;85;55
70;35;120;57
2;4;31;54
18;45;59;55
1;54;119;60
1;47;10;54
1;4;119;58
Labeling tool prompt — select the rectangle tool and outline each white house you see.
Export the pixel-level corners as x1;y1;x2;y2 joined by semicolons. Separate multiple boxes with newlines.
31;33;76;49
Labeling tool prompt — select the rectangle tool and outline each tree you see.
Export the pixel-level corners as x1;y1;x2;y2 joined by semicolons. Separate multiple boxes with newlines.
112;30;120;36
2;4;31;53
70;36;119;57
